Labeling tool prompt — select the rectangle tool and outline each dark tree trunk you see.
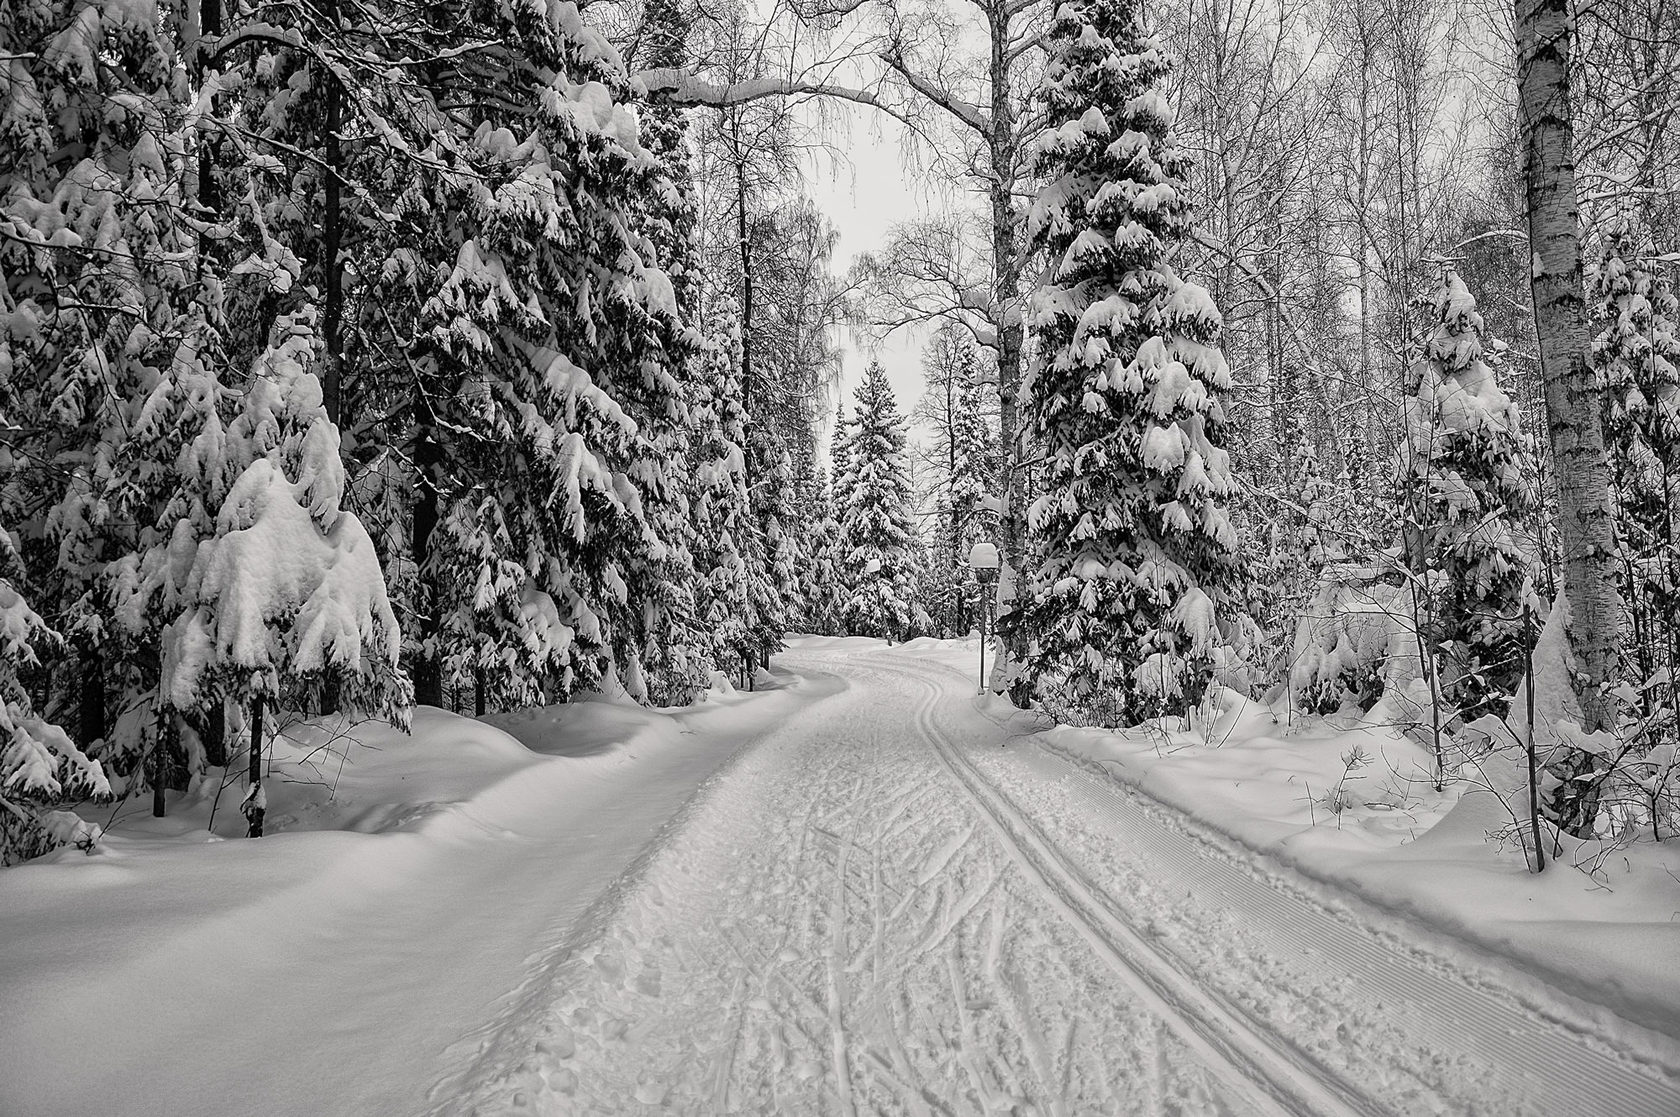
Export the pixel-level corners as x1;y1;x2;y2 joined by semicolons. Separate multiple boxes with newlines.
319;675;341;718
244;695;266;838
322;29;344;429
203;700;227;768
474;670;486;717
78;648;104;749
151;711;171;818
316;5;346;717
411;426;444;708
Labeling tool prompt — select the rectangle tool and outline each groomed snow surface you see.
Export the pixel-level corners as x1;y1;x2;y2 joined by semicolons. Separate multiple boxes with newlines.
2;638;1677;1115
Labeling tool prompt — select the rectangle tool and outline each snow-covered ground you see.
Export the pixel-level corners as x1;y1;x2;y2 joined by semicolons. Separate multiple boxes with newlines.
924;638;1680;1043
3;639;1677;1115
0;670;837;1117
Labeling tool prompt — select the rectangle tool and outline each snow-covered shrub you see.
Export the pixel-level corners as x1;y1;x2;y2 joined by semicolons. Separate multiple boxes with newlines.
1632;741;1680;842
1576;679;1680;845
1291;566;1415;715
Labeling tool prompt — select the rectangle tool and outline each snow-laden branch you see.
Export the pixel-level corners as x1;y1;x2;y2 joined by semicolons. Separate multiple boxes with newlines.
634;66;904;121
210;23;304;58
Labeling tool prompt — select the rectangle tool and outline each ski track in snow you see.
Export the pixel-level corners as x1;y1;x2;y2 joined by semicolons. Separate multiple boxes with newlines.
446;648;1680;1117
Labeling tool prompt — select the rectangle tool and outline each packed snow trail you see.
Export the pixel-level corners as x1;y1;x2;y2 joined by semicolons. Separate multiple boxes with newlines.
449;647;1680;1116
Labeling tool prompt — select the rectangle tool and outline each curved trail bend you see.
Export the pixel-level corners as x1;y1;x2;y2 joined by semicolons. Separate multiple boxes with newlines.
452;645;1680;1116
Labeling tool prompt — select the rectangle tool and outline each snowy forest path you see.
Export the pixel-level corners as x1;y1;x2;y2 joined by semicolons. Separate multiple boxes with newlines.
447;646;1680;1116
0;677;838;1117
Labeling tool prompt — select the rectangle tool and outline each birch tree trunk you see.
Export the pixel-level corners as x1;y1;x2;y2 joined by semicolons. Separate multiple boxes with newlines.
984;0;1028;698
1516;0;1621;832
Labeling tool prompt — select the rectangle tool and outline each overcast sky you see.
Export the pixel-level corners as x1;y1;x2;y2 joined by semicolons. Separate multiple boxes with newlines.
799;105;944;453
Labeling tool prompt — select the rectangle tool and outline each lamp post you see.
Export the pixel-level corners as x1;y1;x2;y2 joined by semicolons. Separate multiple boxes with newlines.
967;541;1000;694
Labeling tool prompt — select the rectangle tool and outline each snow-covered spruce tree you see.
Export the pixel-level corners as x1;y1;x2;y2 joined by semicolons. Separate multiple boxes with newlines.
637;0;701;317
1007;0;1244;726
140;310;408;836
784;454;822;633
946;355;997;634
372;0;697;709
802;463;848;636
1590;220;1680;725
0;567;108;863
101;284;249;800
798;404;853;636
0;396;109;862
746;431;799;668
835;362;925;642
625;0;712;704
688;332;761;681
1398;272;1537;723
0;0;263;793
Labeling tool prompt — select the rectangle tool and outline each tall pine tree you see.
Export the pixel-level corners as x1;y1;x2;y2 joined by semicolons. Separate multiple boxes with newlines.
835;362;924;641
1011;0;1244;725
369;0;699;708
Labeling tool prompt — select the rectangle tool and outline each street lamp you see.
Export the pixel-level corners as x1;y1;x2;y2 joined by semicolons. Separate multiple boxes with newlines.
968;542;1000;694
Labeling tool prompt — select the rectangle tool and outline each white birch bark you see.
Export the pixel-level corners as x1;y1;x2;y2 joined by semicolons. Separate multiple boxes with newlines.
1516;0;1622;831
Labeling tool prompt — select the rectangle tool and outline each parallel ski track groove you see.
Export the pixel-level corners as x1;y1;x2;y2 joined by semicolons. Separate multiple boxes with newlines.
880;651;1680;1117
899;664;1372;1117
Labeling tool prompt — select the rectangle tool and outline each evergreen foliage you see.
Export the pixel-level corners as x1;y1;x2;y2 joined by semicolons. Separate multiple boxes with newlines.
803;456;850;637
1398;272;1537;721
945;355;997;634
1010;0;1245;725
1592;222;1680;662
748;431;800;666
1;407;109;863
1590;218;1680;775
919;336;998;637
835;363;926;642
0;0;818;860
689;333;762;681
